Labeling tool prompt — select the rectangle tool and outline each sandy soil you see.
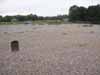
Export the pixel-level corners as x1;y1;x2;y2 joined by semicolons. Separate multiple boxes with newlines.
0;24;100;75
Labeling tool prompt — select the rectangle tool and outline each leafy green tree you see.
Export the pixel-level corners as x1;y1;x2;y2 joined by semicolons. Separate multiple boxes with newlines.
2;16;13;22
78;7;87;21
87;4;100;23
69;5;87;21
69;5;80;21
0;16;3;22
69;4;100;24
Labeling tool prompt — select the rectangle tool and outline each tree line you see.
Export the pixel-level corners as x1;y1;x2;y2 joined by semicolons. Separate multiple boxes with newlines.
69;4;100;24
0;14;67;22
0;4;99;24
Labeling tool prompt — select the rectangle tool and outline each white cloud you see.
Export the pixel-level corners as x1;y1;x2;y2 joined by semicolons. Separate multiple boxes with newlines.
0;0;99;16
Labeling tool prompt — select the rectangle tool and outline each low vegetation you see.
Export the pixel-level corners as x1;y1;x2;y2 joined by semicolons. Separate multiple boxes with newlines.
0;15;68;25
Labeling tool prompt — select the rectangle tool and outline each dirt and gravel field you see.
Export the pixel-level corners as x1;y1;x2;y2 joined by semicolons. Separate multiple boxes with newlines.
0;24;100;75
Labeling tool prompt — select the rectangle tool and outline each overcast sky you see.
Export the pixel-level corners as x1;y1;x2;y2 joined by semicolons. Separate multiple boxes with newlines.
0;0;100;16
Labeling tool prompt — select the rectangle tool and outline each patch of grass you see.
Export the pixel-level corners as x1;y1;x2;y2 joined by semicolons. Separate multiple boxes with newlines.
0;22;22;25
0;20;64;25
32;20;63;25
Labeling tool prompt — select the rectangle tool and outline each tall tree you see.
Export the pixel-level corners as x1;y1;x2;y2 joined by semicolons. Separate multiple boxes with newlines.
69;5;79;21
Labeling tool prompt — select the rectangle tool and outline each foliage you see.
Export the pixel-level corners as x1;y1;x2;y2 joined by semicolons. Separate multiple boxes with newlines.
69;4;100;24
0;14;68;23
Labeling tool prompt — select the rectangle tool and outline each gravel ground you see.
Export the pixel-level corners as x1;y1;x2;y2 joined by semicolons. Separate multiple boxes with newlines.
0;24;100;75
